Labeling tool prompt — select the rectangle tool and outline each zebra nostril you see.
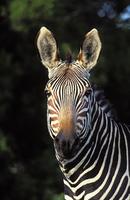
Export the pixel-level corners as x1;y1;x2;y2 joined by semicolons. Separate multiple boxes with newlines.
55;136;59;143
55;132;64;144
54;133;80;158
70;137;80;152
55;134;68;148
73;137;79;146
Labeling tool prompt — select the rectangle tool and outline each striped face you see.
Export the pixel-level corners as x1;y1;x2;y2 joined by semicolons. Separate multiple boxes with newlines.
45;63;92;158
37;26;101;158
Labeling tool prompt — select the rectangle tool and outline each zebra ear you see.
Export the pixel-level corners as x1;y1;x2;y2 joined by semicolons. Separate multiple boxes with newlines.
37;27;60;69
77;29;101;70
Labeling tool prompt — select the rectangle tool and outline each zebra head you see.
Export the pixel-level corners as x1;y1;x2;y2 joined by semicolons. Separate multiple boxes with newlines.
37;27;101;159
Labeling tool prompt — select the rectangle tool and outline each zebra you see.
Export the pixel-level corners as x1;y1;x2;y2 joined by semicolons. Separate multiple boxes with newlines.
36;27;130;200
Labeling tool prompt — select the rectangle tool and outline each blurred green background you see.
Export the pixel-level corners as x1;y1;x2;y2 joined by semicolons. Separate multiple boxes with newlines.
0;0;130;199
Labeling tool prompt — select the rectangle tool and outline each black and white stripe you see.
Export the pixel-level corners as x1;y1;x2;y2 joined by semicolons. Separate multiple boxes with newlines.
36;26;130;199
45;62;130;200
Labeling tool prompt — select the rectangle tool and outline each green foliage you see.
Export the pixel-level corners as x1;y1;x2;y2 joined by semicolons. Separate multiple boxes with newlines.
52;193;64;200
9;0;56;31
0;131;9;152
0;0;130;199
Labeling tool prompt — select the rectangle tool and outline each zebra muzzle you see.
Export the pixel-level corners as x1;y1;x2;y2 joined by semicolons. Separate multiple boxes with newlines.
54;132;80;158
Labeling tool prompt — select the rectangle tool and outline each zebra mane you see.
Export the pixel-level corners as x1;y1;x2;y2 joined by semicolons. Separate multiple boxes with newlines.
65;52;72;64
93;85;118;121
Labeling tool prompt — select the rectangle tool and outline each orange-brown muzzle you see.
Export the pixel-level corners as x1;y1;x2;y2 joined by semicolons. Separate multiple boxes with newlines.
54;104;80;158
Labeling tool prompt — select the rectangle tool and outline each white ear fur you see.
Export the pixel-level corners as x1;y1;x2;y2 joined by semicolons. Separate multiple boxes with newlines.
37;27;60;69
77;28;101;70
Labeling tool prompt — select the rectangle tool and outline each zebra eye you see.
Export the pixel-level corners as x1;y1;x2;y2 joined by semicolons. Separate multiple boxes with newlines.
45;87;51;97
46;90;52;98
85;88;92;95
45;83;52;97
45;90;51;97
